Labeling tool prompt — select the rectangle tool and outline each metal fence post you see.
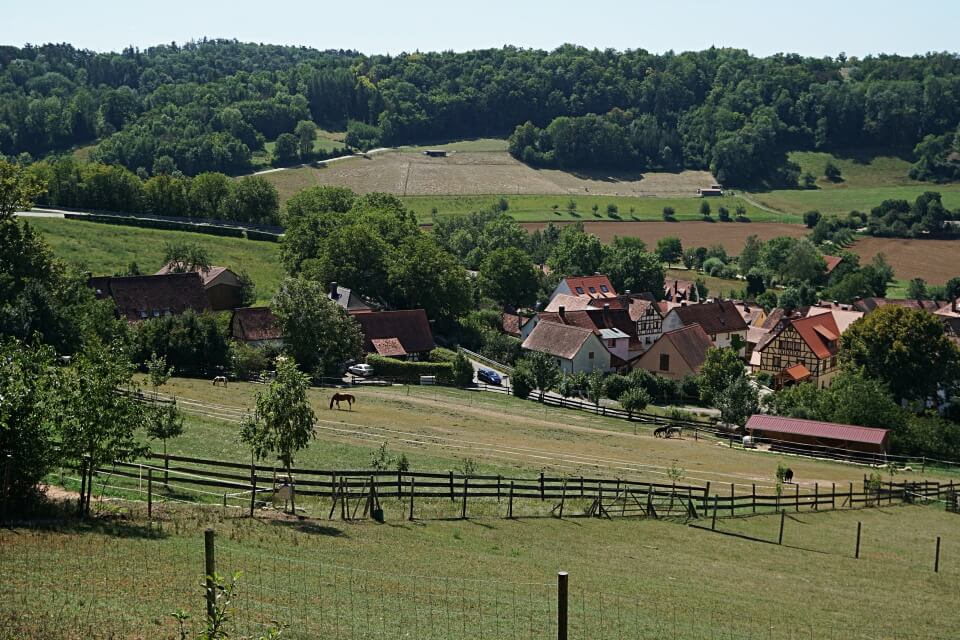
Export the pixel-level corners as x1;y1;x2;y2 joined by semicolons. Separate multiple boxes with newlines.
147;468;153;520
935;536;941;573
778;510;786;545
855;522;862;559
557;571;569;640
204;529;216;620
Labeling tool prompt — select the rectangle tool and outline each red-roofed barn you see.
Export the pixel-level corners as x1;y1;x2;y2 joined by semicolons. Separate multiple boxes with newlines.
746;415;889;457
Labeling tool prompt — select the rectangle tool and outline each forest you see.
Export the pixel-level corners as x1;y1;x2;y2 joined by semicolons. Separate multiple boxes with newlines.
3;41;960;184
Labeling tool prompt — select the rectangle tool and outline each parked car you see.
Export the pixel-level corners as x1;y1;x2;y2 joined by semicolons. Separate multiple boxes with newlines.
476;367;502;385
348;363;374;377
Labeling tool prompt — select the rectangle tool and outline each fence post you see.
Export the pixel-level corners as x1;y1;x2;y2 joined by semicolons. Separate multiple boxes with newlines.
814;483;818;511
557;571;569;640
497;475;502;503
540;471;545;501
711;495;718;530
449;471;454;501
795;483;800;512
249;466;257;517
397;470;403;500
778;510;785;545
729;483;735;517
704;481;711;515
164;453;170;487
752;483;756;514
408;478;415;521
79;454;91;517
855;522;861;559
147;468;153;520
461;477;468;519
831;483;836;510
849;482;853;508
204;528;216;621
508;481;514;518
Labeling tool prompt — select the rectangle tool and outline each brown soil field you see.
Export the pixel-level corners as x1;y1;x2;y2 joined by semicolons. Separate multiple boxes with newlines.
265;150;716;202
848;236;960;284
520;221;808;251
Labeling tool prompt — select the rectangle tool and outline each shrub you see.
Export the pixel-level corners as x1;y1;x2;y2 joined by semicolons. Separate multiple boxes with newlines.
662;206;675;221
510;364;535;399
366;354;454;385
228;341;270;379
619;386;651;416
718;207;730;222
603;374;633;401
702;257;725;276
699;201;711;216
451;353;475;387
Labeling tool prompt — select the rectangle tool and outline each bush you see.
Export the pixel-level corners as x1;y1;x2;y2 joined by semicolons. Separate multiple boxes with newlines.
480;330;522;366
365;354;455;385
718;207;730;222
510;364;535;399
603;374;633;401
132;310;230;376
702;257;725;276
451;353;475;387
429;347;459;363
63;213;281;242
228;340;270;379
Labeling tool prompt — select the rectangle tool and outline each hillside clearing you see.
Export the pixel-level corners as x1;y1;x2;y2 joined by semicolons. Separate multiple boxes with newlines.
848;236;960;285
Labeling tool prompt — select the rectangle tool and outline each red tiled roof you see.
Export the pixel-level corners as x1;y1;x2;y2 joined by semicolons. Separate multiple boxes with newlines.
789;313;840;360
350;309;435;355
231;307;282;342
545;294;602;312
89;273;211;321
854;298;942;313
781;363;811;381
502;313;522;336
521;321;594;360
563;275;618;299
746;415;889;446
627;297;660;323
671;300;749;335
822;255;843;275
156;262;232;287
371;337;407;357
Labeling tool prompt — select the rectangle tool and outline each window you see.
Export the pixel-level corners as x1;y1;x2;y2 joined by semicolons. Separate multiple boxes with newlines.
773;356;781;369
588;351;594;359
659;353;670;371
575;287;584;294
830;356;836;369
607;339;616;347
600;285;609;293
588;287;597;293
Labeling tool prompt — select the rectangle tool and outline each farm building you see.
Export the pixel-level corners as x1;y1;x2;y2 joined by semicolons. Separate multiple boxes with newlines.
88;273;210;322
663;278;700;305
521;320;612;374
423;150;448;157
745;415;890;457
350;309;435;360
632;324;713;380
697;187;723;197
661;300;748;354
230;307;283;347
156;262;243;311
327;281;371;311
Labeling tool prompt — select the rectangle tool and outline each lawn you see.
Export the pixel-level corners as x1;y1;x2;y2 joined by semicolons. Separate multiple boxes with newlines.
26;218;284;304
406;194;797;223
665;268;744;299
4;377;959;639
400;138;510;153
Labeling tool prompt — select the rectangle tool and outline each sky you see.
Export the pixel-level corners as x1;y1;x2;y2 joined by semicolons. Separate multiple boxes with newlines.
2;0;958;58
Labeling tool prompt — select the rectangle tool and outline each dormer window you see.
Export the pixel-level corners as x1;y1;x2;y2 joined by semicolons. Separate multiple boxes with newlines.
575;287;585;294
600;285;609;293
588;287;596;293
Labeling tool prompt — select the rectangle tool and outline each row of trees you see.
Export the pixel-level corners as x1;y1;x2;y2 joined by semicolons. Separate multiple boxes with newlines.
5;42;960;180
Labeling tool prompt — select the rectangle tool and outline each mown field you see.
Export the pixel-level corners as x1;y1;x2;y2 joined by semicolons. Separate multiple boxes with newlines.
3;379;959;639
25;218;283;304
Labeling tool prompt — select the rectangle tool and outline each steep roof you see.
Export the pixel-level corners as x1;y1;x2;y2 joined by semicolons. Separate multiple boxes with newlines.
329;284;371;311
88;273;211;322
780;363;812;382
537;307;637;339
664;278;699;303
155;262;235;287
562;275;617;299
627;297;661;323
350;309;434;356
231;307;282;342
806;306;863;334
671;300;749;335
521;320;594;360
785;313;840;360
822;255;844;275
746;415;889;446
658;324;714;371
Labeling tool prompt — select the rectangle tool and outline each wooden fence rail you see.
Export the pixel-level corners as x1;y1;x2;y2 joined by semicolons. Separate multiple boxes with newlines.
84;452;959;522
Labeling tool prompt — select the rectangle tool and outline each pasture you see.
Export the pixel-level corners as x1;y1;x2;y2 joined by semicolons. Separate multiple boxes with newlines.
25;218;283;303
3;379;959;639
848;236;960;285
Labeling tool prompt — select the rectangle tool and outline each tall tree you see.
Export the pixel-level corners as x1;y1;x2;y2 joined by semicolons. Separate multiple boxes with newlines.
601;237;664;295
240;358;316;513
479;247;539;309
294;120;318;158
547;225;604;276
0;159;43;218
656;237;683;267
522;351;561;402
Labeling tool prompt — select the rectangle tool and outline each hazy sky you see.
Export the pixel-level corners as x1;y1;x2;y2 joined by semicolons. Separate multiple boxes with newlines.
3;0;958;58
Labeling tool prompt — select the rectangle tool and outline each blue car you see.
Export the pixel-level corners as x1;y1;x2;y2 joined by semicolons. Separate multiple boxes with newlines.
476;367;502;385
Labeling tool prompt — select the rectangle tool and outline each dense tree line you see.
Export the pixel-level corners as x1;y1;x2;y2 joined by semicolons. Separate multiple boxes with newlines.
4;42;960;182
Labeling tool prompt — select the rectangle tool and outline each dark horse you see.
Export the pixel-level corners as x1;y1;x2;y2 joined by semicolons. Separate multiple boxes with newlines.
654;425;682;438
784;468;794;483
329;392;355;410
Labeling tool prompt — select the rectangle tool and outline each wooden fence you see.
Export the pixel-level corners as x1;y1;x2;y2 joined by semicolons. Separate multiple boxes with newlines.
82;452;959;523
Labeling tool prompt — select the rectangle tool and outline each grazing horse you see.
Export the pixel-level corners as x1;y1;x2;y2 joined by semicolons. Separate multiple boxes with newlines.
330;392;355;410
783;468;794;483
654;425;682;438
212;375;228;387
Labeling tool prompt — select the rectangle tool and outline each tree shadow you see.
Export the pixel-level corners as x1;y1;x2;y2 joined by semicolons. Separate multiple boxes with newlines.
267;518;346;537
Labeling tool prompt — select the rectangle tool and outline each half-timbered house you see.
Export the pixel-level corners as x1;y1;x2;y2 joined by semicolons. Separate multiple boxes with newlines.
755;313;840;390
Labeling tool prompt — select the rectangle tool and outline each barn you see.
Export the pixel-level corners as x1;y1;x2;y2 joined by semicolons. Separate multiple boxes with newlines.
746;415;889;458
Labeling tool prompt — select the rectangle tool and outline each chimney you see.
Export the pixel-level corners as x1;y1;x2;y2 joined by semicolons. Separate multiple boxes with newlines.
603;303;610;325
329;281;339;300
673;280;679;294
680;301;687;307
953;298;958;313
558;305;566;321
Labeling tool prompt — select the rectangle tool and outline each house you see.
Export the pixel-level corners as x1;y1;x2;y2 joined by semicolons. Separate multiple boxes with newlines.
501;312;531;338
626;297;663;350
88;273;211;322
632;324;714;380
549;275;618;303
806;305;863;334
734;301;766;328
853;297;942;314
663;278;699;304
746;415;889;457
544;293;602;313
754;312;841;390
350;309;434;360
327;281;371;312
521;321;610;374
536;304;636;361
230;307;283;347
822;255;844;277
661;300;748;354
156;262;243;311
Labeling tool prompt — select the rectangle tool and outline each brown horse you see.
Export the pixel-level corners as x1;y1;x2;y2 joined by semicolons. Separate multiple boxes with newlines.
330;392;355;410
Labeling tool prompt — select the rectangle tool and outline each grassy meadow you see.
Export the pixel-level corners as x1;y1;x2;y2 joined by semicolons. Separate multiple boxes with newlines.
26;218;283;304
4;378;959;639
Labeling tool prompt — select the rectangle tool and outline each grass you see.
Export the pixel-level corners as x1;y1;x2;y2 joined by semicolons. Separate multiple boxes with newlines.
406;194;797;223
4;377;960;639
26;218;283;304
665;268;744;299
400;138;510;153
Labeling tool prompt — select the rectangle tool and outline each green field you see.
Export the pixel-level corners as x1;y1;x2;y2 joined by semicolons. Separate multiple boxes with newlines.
26;218;283;304
405;194;798;223
4;378;959;639
400;138;510;153
665;268;745;299
252;128;348;169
